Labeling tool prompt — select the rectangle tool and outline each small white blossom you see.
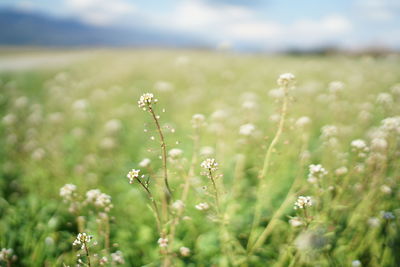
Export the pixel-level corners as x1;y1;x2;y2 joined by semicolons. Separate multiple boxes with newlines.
180;246;191;257
277;73;295;87
200;158;218;171
191;114;206;128
86;189;113;212
351;139;369;157
138;93;158;111
172;200;185;211
335;166;348;176
352;260;362;267
295;116;311;128
157;238;168;248
294;196;312;210
127;169;140;183
289;217;304;227
307;164;328;184
168;148;183;158
0;248;14;261
328;81;344;94
195;202;209;211
73;233;92;250
111;251;125;264
239;123;255;136
60;184;77;202
139;158;151;168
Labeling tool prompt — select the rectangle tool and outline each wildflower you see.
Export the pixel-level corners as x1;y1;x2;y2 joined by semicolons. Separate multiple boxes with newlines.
289;217;304;227
380;185;392;194
60;184;77;202
139;158;151;168
127;169;140;183
321;125;338;139
277;73;295;87
381;117;400;132
368;217;380;227
2;114;16;126
99;256;109;265
73;233;93;250
377;93;393;104
381;211;395;220
335;166;348;176
111;251;125;264
352;260;362;267
294;196;312;210
157;237;168;248
86;189;113;212
191;113;206;128
104;119;122;134
307;164;328;184
180;246;191;257
0;248;14;261
239;123;255;136
172;200;185;211
200;146;214;156
200;158;218;171
295;116;311;128
351;139;369;157
195;202;210;211
168;148;183;158
328;81;344;94
138;93;158;111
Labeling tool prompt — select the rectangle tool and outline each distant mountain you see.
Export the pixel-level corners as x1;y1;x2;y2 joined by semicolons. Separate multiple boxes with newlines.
0;8;208;47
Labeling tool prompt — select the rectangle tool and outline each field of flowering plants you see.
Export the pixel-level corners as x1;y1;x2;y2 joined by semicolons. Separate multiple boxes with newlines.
0;49;399;267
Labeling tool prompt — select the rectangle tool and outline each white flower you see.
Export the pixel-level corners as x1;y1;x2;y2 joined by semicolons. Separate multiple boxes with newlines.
191;113;206;128
381;117;400;132
380;185;392;194
351;139;369;157
86;189;113;212
168;148;183;158
200;158;218;171
139;158;151;168
195;202;209;211
172;200;185;211
321;125;338;138
295;116;311;128
104;119;122;134
73;233;92;250
352;260;362;267
328;81;344;94
294;196;312;210
127;169;140;183
111;250;125;264
2;114;16;126
377;93;393;104
200;146;214;156
138;93;158;111
180;246;191;257
60;184;77;202
0;248;14;261
239;123;255;136
289;217;304;227
157;237;168;248
277;73;295;87
335;166;348;176
307;164;328;184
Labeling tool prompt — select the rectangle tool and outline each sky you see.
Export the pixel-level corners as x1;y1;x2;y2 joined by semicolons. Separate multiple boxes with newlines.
1;0;400;51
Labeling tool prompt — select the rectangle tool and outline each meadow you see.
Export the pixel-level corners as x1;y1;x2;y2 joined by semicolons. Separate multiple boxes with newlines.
0;49;399;266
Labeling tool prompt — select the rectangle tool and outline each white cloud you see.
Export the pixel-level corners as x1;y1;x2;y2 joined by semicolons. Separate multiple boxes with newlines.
66;0;136;26
357;0;400;21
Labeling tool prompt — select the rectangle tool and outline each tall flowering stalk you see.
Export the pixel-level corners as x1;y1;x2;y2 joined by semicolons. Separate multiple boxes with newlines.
247;73;295;251
138;93;173;220
73;233;93;267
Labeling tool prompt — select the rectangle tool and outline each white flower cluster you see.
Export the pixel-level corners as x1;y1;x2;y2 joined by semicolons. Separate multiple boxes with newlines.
180;246;191;257
321;125;338;139
351;139;369;158
380;116;400;133
195;202;209;211
127;169;140;184
295;116;311;128
139;158;151;168
59;184;77;202
191;113;206;128
0;248;14;261
172;200;185;211
307;164;328;184
239;123;255;136
86;189;113;212
277;73;295;87
73;233;93;250
328;81;345;94
169;148;183;159
157;237;168;248
138;93;158;111
294;196;313;210
200;158;218;171
111;250;125;264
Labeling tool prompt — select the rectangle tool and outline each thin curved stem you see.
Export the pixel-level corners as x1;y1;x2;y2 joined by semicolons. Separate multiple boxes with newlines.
247;87;289;251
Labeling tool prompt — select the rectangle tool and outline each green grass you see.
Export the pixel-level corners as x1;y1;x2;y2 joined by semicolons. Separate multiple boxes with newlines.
0;49;399;266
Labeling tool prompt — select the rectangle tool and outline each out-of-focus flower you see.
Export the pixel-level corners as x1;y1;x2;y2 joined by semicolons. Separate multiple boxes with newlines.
195;202;209;211
294;196;312;210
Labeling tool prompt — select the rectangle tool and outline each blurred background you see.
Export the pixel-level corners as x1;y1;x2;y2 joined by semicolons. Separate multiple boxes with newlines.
0;0;400;53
